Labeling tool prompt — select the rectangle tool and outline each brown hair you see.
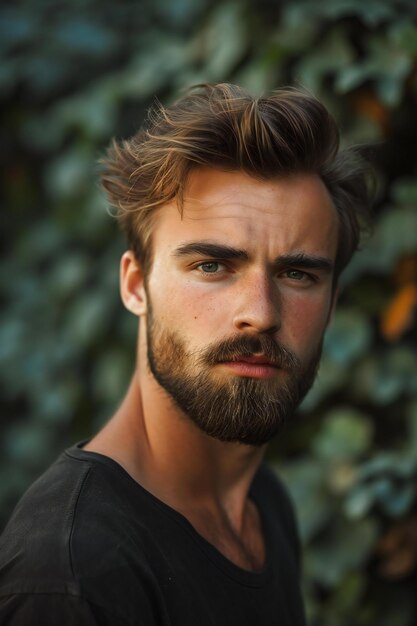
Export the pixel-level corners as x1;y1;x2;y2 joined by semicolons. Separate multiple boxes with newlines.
101;83;371;278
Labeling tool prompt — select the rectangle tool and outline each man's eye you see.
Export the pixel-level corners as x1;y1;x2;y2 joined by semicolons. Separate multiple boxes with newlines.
285;269;308;281
198;262;221;274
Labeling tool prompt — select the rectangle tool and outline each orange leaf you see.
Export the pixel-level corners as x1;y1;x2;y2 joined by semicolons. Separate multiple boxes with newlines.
380;283;417;341
377;515;417;579
353;90;391;135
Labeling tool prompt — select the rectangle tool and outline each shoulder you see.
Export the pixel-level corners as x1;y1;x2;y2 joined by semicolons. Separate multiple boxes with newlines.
0;592;130;626
0;448;93;591
0;445;160;624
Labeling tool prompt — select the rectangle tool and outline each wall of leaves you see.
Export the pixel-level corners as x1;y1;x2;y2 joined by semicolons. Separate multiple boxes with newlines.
1;0;417;624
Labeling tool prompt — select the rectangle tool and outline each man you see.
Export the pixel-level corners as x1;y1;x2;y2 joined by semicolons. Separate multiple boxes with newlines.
0;83;370;625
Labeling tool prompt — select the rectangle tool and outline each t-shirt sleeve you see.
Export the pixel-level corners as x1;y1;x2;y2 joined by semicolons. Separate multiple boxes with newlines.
0;593;134;626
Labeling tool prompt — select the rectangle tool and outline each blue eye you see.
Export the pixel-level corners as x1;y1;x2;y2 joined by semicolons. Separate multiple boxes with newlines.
199;262;220;273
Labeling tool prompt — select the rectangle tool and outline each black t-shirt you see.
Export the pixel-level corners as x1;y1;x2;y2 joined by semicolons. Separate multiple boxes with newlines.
0;443;306;625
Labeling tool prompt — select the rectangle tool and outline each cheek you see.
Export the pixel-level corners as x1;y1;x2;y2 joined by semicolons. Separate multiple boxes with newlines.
148;277;225;333
282;293;332;353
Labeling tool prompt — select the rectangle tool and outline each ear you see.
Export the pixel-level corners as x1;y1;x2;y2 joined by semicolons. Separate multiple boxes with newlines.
120;251;147;316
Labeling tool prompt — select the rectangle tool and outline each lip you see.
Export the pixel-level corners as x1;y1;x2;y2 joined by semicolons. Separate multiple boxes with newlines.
233;355;276;366
220;357;279;380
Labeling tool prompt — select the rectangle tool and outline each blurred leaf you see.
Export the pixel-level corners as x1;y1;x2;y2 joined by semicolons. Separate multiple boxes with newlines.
407;399;417;454
351;89;390;134
382;484;417;517
346;451;417;518
0;318;26;366
23;54;74;95
15;221;67;263
315;0;395;26
20;112;67;151
358;453;417;480
0;57;20;95
324;572;366;618
380;283;417;341
391;178;417;205
279;459;333;543
312;407;373;462
53;19;118;57
52;89;116;139
45;146;94;198
234;48;280;94
390;21;417;57
347;479;416;518
0;8;36;52
195;3;247;79
155;0;209;28
296;29;355;93
63;288;113;347
3;423;55;469
336;65;374;93
306;516;378;586
300;358;347;411
335;35;412;105
352;348;417;404
92;347;132;404
118;38;191;98
47;253;90;297
323;308;372;365
345;482;374;518
273;4;318;53
327;461;358;494
377;514;417;578
32;379;80;424
342;207;417;283
282;0;396;28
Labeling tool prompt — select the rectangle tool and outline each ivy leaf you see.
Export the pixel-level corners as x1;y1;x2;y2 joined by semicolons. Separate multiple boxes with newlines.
306;516;378;586
324;309;372;365
300;358;347;411
279;460;333;543
312;408;373;462
53;19;118;57
296;29;355;93
194;3;247;79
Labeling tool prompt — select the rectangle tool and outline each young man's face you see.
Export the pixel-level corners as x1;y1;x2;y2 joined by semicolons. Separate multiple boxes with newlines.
135;169;339;445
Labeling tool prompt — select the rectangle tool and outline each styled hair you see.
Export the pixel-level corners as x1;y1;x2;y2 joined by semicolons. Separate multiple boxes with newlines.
101;83;371;278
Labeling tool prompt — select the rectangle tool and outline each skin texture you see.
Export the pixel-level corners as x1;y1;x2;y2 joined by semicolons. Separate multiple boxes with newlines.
85;169;339;571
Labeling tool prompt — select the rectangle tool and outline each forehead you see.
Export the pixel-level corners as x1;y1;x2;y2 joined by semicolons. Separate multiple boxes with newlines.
150;168;339;261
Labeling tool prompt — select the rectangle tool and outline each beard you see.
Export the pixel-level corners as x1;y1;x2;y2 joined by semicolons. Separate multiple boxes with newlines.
146;307;322;447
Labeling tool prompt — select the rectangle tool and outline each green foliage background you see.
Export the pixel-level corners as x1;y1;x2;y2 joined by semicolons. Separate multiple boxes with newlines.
1;0;417;624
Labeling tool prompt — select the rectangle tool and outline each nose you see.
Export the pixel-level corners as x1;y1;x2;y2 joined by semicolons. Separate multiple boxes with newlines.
232;273;281;335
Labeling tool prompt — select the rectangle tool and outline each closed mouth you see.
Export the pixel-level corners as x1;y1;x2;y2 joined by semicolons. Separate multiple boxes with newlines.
226;355;278;367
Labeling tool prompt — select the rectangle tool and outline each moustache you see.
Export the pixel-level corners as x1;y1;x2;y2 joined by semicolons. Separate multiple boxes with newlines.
199;334;301;371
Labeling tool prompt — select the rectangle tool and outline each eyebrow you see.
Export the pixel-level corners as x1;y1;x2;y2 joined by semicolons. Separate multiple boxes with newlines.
173;242;249;261
172;242;333;273
274;252;334;273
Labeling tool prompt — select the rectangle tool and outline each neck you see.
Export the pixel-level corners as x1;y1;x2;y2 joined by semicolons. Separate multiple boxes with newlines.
85;363;265;534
